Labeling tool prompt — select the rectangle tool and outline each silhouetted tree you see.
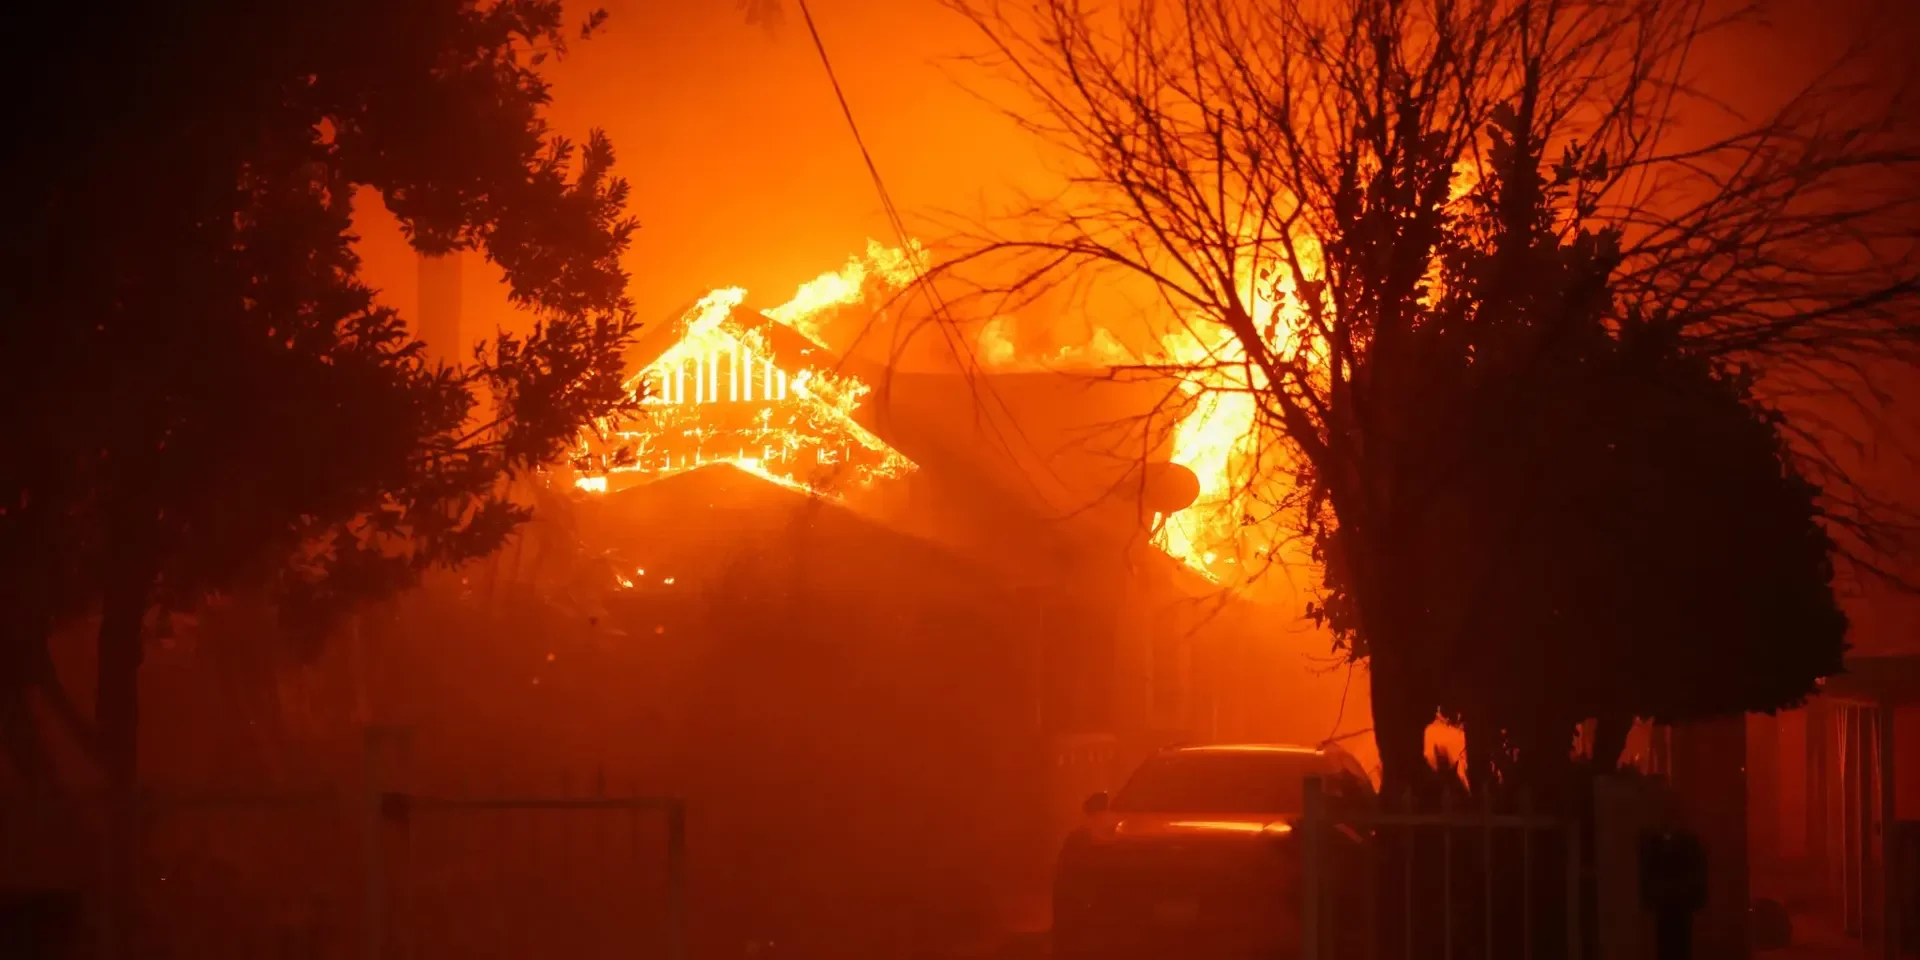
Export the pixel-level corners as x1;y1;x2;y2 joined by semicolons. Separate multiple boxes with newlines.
935;0;1917;793
1395;104;1849;793
0;0;637;941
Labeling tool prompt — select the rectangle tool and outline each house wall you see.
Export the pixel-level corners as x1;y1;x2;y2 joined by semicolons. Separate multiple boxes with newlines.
1898;707;1920;823
1750;696;1920;946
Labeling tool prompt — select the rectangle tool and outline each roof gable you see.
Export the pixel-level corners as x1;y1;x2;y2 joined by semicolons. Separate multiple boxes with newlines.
574;290;913;498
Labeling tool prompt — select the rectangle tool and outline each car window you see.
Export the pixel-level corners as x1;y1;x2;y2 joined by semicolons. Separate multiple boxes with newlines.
1339;755;1373;788
1321;771;1375;811
1110;752;1318;814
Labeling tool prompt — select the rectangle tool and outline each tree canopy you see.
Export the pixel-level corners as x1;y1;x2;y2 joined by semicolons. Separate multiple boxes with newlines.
1368;105;1851;790
0;0;639;804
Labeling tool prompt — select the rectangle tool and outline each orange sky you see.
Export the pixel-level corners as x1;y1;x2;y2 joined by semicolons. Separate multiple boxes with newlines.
354;0;1057;347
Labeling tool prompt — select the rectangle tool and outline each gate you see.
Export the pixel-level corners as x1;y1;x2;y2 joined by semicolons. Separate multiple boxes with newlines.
1298;777;1586;960
374;788;686;960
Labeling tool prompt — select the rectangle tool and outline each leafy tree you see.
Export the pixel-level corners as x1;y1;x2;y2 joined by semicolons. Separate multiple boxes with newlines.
0;0;637;936
1378;104;1850;793
936;0;1917;793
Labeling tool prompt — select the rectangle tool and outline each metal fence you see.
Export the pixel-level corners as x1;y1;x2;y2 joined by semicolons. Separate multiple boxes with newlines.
377;788;686;960
1299;777;1585;960
0;778;686;960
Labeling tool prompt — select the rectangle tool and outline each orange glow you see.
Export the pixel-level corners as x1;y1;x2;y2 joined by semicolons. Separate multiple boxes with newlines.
1111;817;1295;837
1179;744;1322;754
1165;819;1293;835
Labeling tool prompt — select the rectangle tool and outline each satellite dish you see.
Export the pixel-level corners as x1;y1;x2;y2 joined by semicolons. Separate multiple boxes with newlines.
1141;461;1201;514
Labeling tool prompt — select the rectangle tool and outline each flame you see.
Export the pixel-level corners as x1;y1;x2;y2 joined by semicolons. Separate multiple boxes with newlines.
975;315;1136;371
978;317;1019;368
1153;326;1261;578
765;239;927;345
571;252;918;500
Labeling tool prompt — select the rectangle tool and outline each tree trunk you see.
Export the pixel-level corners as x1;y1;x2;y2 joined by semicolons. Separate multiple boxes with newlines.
0;685;56;792
1463;715;1500;797
1369;651;1433;798
0;608;55;791
0;611;96;795
96;555;153;960
1592;713;1633;773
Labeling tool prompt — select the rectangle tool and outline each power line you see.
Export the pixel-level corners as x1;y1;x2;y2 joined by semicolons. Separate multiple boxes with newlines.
791;0;1068;505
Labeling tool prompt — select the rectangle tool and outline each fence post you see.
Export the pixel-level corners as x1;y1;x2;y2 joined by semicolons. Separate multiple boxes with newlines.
667;798;687;960
1483;789;1495;960
1567;820;1583;960
1403;789;1415;960
1302;776;1324;960
362;728;389;960
1443;789;1454;960
1521;791;1534;960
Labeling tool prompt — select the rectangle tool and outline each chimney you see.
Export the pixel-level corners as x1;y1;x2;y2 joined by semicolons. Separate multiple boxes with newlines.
417;251;464;365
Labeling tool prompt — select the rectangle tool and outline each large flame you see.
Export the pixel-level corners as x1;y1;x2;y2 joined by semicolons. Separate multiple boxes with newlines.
1152;326;1261;576
1151;247;1321;582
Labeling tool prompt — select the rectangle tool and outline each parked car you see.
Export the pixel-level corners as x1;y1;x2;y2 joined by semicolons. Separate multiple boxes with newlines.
1052;743;1374;960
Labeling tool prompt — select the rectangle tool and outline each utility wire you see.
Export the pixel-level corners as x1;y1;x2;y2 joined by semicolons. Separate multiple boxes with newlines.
791;0;1068;506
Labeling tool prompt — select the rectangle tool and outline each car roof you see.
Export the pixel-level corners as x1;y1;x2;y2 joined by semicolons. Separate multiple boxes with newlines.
1160;743;1362;772
1164;743;1338;758
1141;742;1376;791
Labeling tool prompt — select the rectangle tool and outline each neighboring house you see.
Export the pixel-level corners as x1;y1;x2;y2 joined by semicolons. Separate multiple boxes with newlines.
1732;577;1920;960
1747;652;1920;960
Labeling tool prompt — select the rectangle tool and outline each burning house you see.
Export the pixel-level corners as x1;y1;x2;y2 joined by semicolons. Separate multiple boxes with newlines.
491;247;1355;954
